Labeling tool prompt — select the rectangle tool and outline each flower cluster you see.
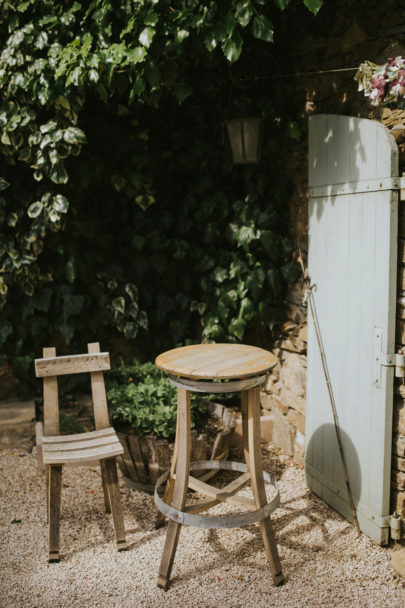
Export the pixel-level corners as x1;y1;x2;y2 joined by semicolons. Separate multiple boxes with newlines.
355;57;405;107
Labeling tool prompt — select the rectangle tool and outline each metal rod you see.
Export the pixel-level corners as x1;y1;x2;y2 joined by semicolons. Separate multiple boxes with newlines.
298;242;361;537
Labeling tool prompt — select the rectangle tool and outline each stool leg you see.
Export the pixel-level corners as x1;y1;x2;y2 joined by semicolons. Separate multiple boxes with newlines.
158;388;191;590
100;460;112;513
245;387;284;586
48;464;62;562
241;392;250;470
103;458;128;551
155;411;179;528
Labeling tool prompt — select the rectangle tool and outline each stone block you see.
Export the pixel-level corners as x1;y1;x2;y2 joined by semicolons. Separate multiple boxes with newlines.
279;335;307;354
230;415;274;447
260;392;289;415
286;408;306;435
298;325;308;342
392;455;405;472
263;373;281;394
271;407;295;457
399;239;405;264
393;434;405;457
391;490;405;518
392;468;405;491
396;318;405;344
398;266;405;292
393;401;405;435
278;386;306;415
279;351;306;398
286;303;307;325
292;431;305;468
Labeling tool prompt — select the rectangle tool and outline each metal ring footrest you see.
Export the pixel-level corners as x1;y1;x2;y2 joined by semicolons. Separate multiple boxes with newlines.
154;460;280;529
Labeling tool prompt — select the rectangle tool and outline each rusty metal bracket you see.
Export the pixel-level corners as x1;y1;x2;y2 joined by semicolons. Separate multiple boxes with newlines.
154;460;280;529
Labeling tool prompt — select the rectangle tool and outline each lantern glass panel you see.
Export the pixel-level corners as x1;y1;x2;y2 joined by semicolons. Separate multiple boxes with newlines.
226;117;262;164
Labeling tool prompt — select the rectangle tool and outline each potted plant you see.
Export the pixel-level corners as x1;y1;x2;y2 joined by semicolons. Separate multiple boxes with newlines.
106;360;236;492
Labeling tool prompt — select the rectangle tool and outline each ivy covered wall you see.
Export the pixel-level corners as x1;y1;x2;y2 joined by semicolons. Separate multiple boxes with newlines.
0;0;323;382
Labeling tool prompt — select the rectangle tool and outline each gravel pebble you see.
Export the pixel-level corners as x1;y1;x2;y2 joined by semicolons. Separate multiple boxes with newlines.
1;441;404;608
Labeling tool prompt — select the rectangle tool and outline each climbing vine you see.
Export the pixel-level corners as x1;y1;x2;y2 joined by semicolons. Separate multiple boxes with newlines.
0;0;323;365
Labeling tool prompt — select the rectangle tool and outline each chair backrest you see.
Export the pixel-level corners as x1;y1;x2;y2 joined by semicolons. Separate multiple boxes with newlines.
35;342;111;436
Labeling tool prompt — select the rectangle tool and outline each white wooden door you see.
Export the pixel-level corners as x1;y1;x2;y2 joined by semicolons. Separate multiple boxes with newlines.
306;114;399;544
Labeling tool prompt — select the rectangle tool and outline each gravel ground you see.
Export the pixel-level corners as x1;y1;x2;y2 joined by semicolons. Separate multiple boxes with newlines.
1;441;404;608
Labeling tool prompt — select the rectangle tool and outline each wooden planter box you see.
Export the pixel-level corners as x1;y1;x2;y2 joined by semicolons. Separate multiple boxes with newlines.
116;402;237;493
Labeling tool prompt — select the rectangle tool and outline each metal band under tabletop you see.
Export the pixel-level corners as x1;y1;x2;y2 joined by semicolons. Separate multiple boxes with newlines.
167;374;266;393
154;460;280;529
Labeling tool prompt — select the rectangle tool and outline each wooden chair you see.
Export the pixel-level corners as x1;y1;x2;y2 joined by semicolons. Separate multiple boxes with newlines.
35;342;127;562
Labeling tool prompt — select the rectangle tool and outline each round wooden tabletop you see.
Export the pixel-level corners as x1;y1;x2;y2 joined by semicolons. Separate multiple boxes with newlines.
155;343;277;380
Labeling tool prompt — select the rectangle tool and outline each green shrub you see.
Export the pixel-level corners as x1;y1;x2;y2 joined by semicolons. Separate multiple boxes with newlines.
107;360;207;439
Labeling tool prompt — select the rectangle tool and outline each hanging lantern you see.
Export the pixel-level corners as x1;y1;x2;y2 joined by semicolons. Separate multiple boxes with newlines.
226;104;263;165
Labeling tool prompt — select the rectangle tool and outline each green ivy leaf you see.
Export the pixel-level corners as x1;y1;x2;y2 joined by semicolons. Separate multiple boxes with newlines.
252;15;274;42
235;1;254;27
173;83;192;104
139;27;155;49
88;69;99;83
0;178;10;191
65;259;76;284
176;29;189;43
132;74;145;96
53;194;69;213
124;321;138;339
273;0;292;9
27;201;43;218
127;46;147;64
112;296;125;314
125;282;138;301
63;127;87;145
138;310;148;330
303;0;323;15
49;164;68;184
221;31;243;63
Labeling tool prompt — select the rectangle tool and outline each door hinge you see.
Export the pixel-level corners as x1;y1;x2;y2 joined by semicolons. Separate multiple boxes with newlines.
374;327;405;387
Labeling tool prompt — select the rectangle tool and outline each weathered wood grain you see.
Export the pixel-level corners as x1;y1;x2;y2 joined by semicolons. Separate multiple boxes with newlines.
156;343;276;380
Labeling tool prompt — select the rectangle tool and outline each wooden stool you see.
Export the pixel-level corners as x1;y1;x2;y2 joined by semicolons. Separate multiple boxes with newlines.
154;343;284;589
35;343;127;561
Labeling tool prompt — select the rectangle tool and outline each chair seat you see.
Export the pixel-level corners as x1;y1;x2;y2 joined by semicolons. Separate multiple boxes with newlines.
42;427;124;465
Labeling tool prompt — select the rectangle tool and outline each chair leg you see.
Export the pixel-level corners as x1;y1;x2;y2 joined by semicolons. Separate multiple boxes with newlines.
48;464;62;562
100;460;111;513
157;388;191;590
245;387;284;586
103;458;128;551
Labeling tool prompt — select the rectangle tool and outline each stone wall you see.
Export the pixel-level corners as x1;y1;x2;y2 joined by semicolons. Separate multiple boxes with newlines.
259;0;405;518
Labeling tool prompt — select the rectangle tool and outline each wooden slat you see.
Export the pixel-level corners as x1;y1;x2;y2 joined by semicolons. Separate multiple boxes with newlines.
35;351;110;377
127;434;148;483
43;434;121;452
42;427;116;444
185;473;255;509
88;343;111;429
43;441;123;464
155;343;276;380
42;347;59;436
184;471;252;514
